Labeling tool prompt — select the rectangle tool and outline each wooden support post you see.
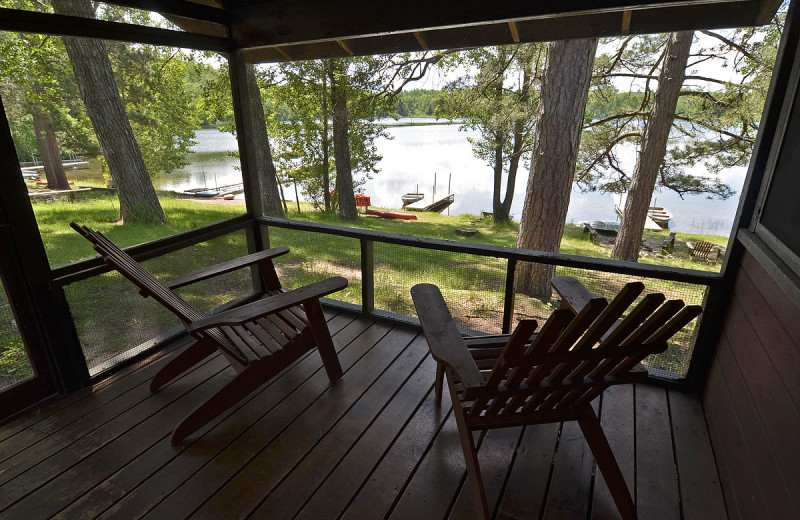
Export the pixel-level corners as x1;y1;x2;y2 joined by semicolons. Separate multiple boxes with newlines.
0;96;88;400
413;31;429;50
508;21;520;43
503;258;517;334
361;239;374;313
336;39;354;56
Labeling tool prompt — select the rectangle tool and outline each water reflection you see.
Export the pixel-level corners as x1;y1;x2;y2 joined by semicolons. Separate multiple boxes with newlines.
106;123;745;236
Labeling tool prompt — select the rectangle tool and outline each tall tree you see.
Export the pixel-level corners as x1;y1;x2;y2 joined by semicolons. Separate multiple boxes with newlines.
244;63;284;216
612;31;694;261
328;59;358;220
266;54;411;216
200;63;284;216
0;24;72;190
438;45;543;223
50;0;164;223
515;38;598;298
31;111;70;189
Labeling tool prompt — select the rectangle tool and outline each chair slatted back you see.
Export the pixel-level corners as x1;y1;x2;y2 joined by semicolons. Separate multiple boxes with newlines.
71;223;248;364
465;282;701;424
690;240;714;259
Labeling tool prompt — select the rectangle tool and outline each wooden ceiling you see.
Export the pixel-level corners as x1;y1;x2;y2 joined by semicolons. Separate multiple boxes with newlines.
0;0;784;62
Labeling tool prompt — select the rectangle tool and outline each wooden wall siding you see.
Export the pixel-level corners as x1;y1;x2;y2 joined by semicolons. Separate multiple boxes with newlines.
703;250;800;520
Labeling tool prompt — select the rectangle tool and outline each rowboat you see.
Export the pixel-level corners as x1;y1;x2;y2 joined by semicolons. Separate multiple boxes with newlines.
401;193;424;206
647;206;673;228
405;194;455;213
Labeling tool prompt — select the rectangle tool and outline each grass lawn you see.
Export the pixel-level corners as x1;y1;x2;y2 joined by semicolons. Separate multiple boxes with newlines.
0;193;725;384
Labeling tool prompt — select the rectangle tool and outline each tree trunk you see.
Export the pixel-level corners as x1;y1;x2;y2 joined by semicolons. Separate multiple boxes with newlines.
612;32;693;262
244;64;284;217
322;70;331;212
494;58;532;224
516;38;598;299
329;60;358;220
51;0;164;224
492;129;507;221
32;111;71;190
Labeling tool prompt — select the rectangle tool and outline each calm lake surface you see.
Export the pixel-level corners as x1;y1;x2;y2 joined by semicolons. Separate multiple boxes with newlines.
155;121;747;236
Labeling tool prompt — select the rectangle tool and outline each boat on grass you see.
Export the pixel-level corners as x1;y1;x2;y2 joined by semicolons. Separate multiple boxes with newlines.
585;221;620;236
401;193;424;206
184;183;244;198
365;208;418;220
647;206;673;228
615;205;663;231
405;194;455;213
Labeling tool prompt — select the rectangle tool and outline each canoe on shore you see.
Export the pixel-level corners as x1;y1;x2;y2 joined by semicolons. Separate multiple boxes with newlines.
365;208;418;220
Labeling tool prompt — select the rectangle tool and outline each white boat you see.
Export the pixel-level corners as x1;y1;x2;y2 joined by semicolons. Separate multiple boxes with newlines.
615;205;663;231
647;206;673;227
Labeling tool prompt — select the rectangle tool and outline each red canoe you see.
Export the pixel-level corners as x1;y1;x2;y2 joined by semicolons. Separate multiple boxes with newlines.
365;208;417;220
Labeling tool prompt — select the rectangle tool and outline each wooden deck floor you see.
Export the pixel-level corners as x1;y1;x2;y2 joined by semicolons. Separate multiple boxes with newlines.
0;311;727;519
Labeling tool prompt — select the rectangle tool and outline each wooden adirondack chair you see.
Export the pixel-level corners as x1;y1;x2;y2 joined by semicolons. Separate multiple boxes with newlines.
411;277;702;520
71;223;347;444
686;240;715;262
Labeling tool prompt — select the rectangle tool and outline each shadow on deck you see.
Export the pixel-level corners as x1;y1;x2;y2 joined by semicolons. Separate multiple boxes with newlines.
0;311;726;519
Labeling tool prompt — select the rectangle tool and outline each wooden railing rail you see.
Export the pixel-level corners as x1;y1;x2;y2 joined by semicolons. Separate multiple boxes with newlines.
51;215;253;286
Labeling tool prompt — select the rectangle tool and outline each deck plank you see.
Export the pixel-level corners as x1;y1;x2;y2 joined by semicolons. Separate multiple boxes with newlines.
669;389;727;520
495;422;560;519
591;385;635;520
191;328;424;518
635;384;680;520
333;388;451;520
448;426;523;520
542;418;594;520
0;313;726;520
56;313;358;520
103;317;380;520
251;351;437;519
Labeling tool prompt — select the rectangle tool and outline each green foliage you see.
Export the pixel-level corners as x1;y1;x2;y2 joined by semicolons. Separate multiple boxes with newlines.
579;18;783;199
437;45;543;175
394;89;441;117
105;41;202;176
264;57;397;209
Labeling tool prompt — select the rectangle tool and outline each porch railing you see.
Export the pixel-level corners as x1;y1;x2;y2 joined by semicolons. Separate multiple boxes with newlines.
258;216;722;381
47;214;722;385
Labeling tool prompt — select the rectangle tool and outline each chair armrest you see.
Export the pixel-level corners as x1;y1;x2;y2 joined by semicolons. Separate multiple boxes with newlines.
551;276;595;314
188;276;347;333
166;247;290;290
410;284;484;390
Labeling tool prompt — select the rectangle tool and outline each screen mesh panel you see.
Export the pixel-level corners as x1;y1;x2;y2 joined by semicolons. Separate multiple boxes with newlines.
63;230;253;375
0;280;34;390
513;261;706;379
267;227;361;306
373;244;507;333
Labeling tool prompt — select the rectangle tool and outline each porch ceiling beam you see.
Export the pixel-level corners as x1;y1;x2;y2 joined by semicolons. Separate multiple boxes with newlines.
229;0;760;48
241;1;764;63
0;8;231;52
88;0;229;25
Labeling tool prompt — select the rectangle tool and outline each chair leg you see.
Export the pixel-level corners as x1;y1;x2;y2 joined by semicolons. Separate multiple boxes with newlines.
305;299;343;383
170;364;276;445
449;379;491;520
577;407;637;520
151;336;217;392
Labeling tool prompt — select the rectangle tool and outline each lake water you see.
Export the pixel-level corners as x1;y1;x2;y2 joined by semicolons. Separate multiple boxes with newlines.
156;121;747;236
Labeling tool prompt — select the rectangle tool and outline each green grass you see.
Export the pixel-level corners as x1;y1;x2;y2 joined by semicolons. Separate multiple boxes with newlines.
5;195;725;377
